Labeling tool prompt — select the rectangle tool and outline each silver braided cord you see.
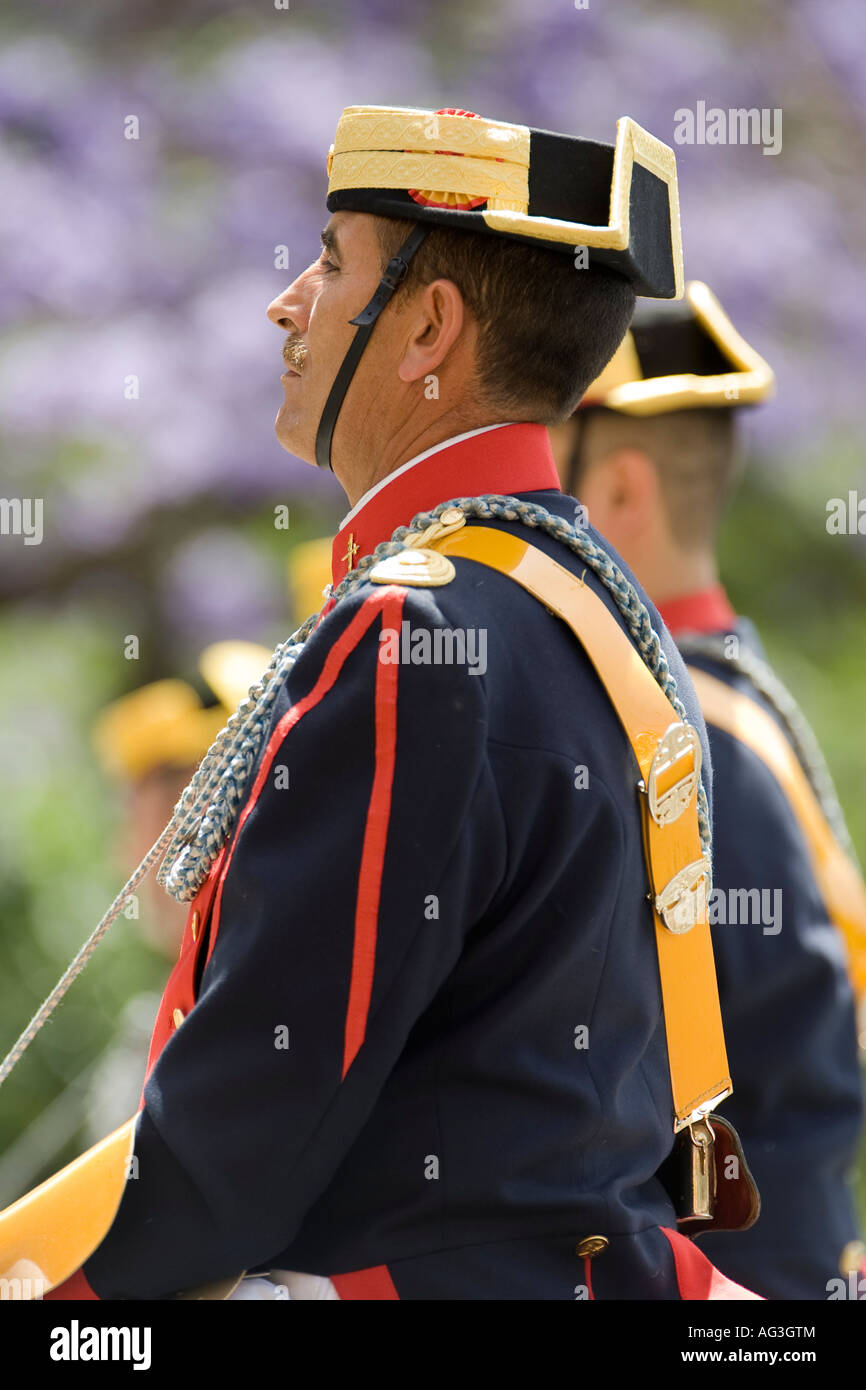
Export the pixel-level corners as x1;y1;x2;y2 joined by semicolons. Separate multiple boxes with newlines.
0;493;710;1090
156;625;317;901
0;827;176;1087
678;631;857;864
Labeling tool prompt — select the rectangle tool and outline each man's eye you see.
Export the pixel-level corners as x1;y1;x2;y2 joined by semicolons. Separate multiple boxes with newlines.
319;254;338;273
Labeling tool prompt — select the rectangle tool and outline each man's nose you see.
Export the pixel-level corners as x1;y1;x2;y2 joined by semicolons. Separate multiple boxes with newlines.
267;268;312;332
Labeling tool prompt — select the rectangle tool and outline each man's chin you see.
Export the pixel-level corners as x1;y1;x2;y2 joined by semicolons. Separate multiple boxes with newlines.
274;409;316;466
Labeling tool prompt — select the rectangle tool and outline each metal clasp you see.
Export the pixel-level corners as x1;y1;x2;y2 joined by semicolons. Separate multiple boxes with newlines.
655;855;711;934
646;722;701;827
405;507;466;550
678;1118;717;1222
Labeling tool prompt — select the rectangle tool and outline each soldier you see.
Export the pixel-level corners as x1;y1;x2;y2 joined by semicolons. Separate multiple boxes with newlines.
549;280;866;1299
4;107;758;1300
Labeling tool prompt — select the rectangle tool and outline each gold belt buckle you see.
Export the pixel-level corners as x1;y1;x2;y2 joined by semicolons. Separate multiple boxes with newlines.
655;856;711;934
646;722;701;827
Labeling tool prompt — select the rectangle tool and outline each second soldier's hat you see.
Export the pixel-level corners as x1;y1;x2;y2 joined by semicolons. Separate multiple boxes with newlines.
581;280;775;415
93;641;272;782
325;106;683;299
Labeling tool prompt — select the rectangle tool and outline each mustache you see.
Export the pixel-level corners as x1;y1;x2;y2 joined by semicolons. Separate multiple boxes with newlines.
282;335;309;373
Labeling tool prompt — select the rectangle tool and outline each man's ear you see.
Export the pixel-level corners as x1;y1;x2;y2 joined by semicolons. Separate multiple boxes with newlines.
396;278;466;383
600;446;661;532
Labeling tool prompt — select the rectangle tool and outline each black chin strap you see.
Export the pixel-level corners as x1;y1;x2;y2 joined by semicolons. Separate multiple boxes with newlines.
315;223;429;471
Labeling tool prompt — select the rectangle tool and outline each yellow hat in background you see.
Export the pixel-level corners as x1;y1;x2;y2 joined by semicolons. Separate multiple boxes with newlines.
94;536;338;784
198;640;273;714
286;536;334;622
92;681;226;781
581;281;775;416
93;640;272;782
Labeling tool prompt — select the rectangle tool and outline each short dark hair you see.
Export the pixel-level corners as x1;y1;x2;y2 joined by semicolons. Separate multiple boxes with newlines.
376;218;635;424
573;405;741;547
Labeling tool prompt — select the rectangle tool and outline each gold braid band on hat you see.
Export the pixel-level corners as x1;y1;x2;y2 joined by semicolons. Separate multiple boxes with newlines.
330;106;530;159
328;150;529;212
328;106;530;213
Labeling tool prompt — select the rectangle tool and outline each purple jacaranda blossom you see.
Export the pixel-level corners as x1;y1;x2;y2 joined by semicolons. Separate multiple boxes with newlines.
159;525;285;648
793;0;866;121
166;32;435;166
1;4;864;609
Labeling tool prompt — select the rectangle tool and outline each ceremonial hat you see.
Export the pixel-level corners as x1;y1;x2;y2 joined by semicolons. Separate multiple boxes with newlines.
581;280;775;415
315;105;686;470
326;106;684;299
93;641;271;781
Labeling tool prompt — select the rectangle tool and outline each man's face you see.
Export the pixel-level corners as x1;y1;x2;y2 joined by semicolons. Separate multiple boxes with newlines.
265;211;386;467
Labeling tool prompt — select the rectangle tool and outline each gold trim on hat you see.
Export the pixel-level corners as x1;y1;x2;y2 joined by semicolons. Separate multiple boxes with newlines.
328;149;529;210
328;105;531;213
331;106;530;161
586;280;776;415
480;118;684;298
326;109;682;295
582;332;644;401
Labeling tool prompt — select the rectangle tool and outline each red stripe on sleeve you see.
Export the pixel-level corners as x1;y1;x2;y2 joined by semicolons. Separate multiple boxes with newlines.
44;1268;100;1300
204;586;404;973
342;588;406;1076
661;1227;763;1300
331;1264;400;1300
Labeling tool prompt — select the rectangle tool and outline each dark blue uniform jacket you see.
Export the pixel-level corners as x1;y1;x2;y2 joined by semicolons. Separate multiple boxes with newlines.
675;614;863;1299
67;424;757;1301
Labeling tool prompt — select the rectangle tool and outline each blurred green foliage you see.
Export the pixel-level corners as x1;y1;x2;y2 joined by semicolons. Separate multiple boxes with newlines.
720;469;866;863
719;468;866;1224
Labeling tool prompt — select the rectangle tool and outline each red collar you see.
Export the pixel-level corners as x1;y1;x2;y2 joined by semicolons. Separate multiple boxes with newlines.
330;423;560;586
658;584;738;637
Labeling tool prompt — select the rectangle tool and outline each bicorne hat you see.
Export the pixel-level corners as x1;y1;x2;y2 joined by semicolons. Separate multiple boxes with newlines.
315;104;685;469
326;105;683;299
581;280;775;415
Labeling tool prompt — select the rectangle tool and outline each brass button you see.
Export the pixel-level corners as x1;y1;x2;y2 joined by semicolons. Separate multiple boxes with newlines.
190;910;200;943
172;1007;185;1029
576;1235;609;1260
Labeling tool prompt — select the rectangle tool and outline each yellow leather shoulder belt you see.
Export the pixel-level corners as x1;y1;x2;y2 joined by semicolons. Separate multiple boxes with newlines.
431;526;732;1128
688;664;866;998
